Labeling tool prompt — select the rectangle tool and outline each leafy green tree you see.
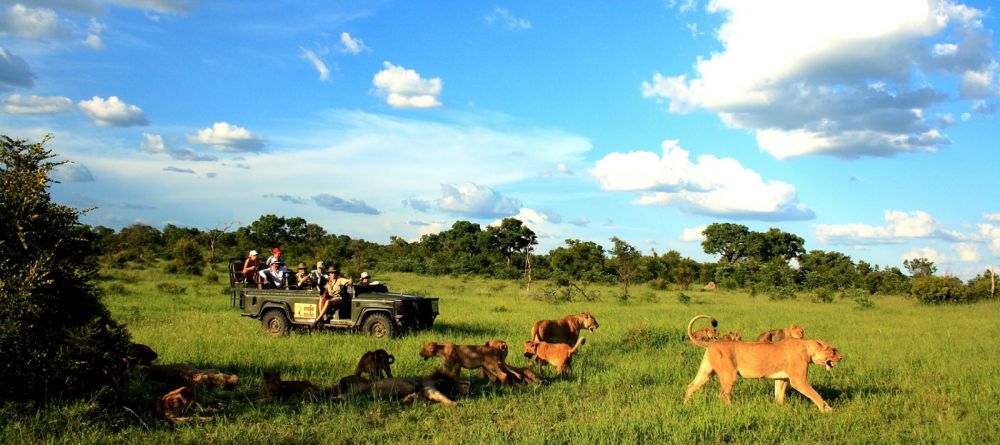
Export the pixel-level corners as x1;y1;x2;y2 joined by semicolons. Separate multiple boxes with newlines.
0;135;131;400
903;257;936;277
701;223;751;263
910;275;965;303
168;237;205;275
747;228;805;262
798;250;858;290
487;218;537;266
609;237;641;299
548;239;609;282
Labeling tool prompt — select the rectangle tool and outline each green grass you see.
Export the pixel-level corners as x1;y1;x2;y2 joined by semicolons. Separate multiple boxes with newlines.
4;265;1000;444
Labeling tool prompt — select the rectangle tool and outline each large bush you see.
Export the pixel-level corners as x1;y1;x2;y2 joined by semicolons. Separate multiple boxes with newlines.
909;275;967;304
0;136;131;400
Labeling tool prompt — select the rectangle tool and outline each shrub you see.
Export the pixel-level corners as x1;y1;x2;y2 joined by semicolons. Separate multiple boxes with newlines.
169;237;204;276
910;276;966;304
156;282;187;295
0;136;131;401
204;270;219;284
649;278;669;290
677;292;691;305
768;286;797;301
854;296;875;310
812;287;834;303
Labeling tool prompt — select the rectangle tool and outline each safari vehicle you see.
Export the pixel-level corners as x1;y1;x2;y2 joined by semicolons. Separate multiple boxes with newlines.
227;260;439;338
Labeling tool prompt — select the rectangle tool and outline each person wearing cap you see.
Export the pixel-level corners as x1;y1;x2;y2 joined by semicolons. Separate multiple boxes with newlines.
241;250;261;286
295;263;314;289
316;267;352;322
259;261;287;289
309;261;327;289
266;247;284;267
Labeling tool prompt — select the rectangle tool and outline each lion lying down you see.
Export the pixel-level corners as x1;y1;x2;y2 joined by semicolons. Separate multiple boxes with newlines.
337;370;469;406
683;315;843;412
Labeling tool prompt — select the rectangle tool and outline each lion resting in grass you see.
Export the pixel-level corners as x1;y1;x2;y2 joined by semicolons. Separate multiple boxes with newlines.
419;342;517;384
147;363;239;387
530;312;599;345
756;325;805;342
152;386;211;424
684;315;842;412
337;370;469;406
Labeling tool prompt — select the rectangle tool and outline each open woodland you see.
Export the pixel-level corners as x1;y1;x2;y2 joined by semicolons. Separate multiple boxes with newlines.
3;266;998;444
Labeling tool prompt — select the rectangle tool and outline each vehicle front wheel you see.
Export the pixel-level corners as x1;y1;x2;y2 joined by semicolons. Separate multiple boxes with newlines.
261;309;291;336
362;313;397;339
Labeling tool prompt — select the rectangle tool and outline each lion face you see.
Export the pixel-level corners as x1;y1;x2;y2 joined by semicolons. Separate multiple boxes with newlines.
581;312;599;332
809;340;842;370
523;340;539;358
485;340;508;361
419;342;439;360
787;325;805;339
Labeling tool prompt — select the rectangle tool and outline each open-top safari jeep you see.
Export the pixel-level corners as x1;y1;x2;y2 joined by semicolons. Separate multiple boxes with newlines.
227;259;439;338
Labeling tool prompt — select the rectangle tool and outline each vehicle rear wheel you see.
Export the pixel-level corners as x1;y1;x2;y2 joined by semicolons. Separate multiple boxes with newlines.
261;309;291;336
362;313;397;339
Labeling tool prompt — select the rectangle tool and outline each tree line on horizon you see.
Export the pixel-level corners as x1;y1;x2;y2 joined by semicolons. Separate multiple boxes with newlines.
87;215;996;304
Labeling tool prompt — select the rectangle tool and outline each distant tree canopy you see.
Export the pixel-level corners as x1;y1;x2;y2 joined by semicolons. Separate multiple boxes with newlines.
0;135;131;401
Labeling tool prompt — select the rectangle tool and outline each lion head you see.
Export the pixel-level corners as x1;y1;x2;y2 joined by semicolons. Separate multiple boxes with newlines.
580;312;599;332
485;340;509;361
808;340;842;370
419;342;440;360
787;325;805;339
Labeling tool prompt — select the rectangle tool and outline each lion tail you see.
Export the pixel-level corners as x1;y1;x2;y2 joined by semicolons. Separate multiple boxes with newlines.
687;315;716;348
569;336;586;354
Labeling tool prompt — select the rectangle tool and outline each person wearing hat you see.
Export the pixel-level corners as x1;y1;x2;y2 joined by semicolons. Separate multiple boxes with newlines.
316;267;352;322
295;263;314;289
266;247;284;267
241;250;261;286
309;261;327;289
258;261;287;289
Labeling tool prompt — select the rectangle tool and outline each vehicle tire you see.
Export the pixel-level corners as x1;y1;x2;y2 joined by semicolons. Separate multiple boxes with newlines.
362;313;397;339
261;309;291;336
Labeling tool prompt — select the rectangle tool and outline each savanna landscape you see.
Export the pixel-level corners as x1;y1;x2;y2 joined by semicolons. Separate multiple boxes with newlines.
4;265;1000;444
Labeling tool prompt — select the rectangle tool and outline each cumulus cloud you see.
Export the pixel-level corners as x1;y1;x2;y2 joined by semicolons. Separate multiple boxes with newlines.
591;140;813;221
816;210;971;244
187;122;265;152
972;99;996;115
642;0;998;159
372;61;442;108
300;47;329;81
140;133;218;161
979;224;1000;255
484;7;531;31
53;162;94;182
902;246;943;263
78;96;148;127
0;47;34;90
312;194;380;215
983;213;1000;222
3;94;73;114
953;243;982;262
0;4;72;40
406;183;521;218
681;225;707;241
437;183;522;218
340;32;368;54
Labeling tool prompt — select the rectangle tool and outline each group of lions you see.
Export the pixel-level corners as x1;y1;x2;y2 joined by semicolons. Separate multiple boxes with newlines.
143;308;841;421
683;315;843;412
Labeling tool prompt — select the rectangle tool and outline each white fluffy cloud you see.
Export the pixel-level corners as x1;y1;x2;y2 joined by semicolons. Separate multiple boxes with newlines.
0;4;71;40
53;162;94;182
680;225;707;241
815;209;972;244
3;94;72;114
979;224;1000;255
83;18;105;49
953;243;982;262
372;61;442;109
983;213;1000;222
78;96;148;127
140;132;217;161
432;183;522;218
186;122;265;153
591;140;813;220
340;32;368;54
902;246;943;263
642;0;997;159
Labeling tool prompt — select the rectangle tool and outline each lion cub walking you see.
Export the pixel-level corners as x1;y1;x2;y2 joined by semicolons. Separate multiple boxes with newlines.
683;315;842;412
523;337;585;377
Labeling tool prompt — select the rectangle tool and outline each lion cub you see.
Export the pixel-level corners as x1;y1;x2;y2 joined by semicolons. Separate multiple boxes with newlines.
523;337;585;377
261;372;317;402
756;325;805;342
354;349;394;380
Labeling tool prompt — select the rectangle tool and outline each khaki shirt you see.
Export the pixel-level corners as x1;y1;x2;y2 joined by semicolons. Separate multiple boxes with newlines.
324;277;350;298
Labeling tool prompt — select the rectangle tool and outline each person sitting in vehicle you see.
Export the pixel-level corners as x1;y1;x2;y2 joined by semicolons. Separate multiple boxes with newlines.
294;263;314;289
309;261;327;290
241;250;260;286
258;261;287;289
316;267;352;321
266;247;285;268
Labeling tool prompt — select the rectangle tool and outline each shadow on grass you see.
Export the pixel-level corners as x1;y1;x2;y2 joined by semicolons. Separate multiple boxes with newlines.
429;321;497;337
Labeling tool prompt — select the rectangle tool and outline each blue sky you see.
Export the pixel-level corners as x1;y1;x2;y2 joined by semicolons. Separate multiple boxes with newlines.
2;0;998;278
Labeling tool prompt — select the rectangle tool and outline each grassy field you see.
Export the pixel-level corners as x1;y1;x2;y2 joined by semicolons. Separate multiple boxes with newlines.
3;265;1000;444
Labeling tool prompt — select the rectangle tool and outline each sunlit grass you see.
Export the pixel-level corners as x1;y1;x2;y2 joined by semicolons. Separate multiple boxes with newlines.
3;264;999;444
